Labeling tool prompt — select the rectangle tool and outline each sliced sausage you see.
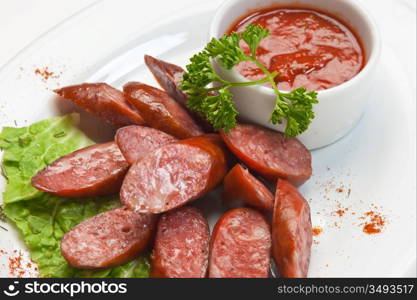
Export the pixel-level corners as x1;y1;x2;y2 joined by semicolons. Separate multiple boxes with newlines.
151;206;209;278
32;142;129;197
61;206;157;269
272;179;312;278
209;207;271;278
120;136;227;214
115;125;178;165
123;82;204;139
144;55;214;132
220;123;312;185
144;55;187;106
223;164;274;211
55;83;145;128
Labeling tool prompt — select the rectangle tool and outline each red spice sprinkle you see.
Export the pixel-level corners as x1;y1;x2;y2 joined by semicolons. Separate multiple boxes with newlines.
8;250;26;277
362;211;386;234
334;207;349;217
34;67;55;81
335;209;345;217
336;188;344;193
312;226;323;236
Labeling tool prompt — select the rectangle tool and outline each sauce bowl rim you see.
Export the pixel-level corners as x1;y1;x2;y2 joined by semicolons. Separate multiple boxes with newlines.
208;0;382;96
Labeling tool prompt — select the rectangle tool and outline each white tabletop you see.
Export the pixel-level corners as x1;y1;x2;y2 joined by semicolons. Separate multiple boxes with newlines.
1;0;415;90
0;0;96;67
0;0;415;277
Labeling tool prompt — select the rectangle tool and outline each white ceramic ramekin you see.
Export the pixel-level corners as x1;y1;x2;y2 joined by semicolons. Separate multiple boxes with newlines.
209;0;381;149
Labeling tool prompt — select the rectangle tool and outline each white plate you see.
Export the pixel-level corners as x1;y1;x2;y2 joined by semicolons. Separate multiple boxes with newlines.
0;0;415;277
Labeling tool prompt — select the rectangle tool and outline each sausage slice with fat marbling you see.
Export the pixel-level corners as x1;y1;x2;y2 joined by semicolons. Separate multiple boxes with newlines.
120;136;227;214
208;207;271;278
115;125;178;165
61;206;157;269
151;206;209;278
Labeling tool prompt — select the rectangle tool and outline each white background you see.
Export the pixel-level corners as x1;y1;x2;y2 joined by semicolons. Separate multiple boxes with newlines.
0;0;415;277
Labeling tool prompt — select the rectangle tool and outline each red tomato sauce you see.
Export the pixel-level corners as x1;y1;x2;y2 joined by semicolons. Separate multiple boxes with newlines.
229;8;365;91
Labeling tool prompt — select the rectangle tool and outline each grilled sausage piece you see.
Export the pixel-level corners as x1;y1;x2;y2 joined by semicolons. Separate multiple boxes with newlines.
144;55;188;106
272;179;312;278
115;125;177;165
55;83;145;128
32;142;129;197
120;135;227;214
220;123;312;185
144;55;214;132
151;206;210;278
123;82;204;139
61;206;157;269
223;164;274;211
209;207;271;278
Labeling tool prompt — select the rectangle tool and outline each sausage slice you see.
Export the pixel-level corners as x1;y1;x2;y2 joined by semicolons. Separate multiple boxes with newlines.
123;82;204;139
220;123;312;185
115;125;177;165
32;142;129;197
272;179;312;278
144;55;188;106
55;83;145;128
223;164;274;211
144;55;214;132
61;206;157;269
209;207;271;278
120;136;227;214
151;206;209;278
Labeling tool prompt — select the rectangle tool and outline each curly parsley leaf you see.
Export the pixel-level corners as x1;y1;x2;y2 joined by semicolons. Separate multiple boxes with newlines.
181;51;218;96
241;25;270;57
205;33;247;69
271;88;319;136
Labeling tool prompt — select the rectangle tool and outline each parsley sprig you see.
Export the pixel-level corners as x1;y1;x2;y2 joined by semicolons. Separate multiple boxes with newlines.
180;24;318;136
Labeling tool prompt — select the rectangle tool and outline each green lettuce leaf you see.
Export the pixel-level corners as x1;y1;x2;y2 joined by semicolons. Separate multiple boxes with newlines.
0;114;92;204
0;114;150;278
